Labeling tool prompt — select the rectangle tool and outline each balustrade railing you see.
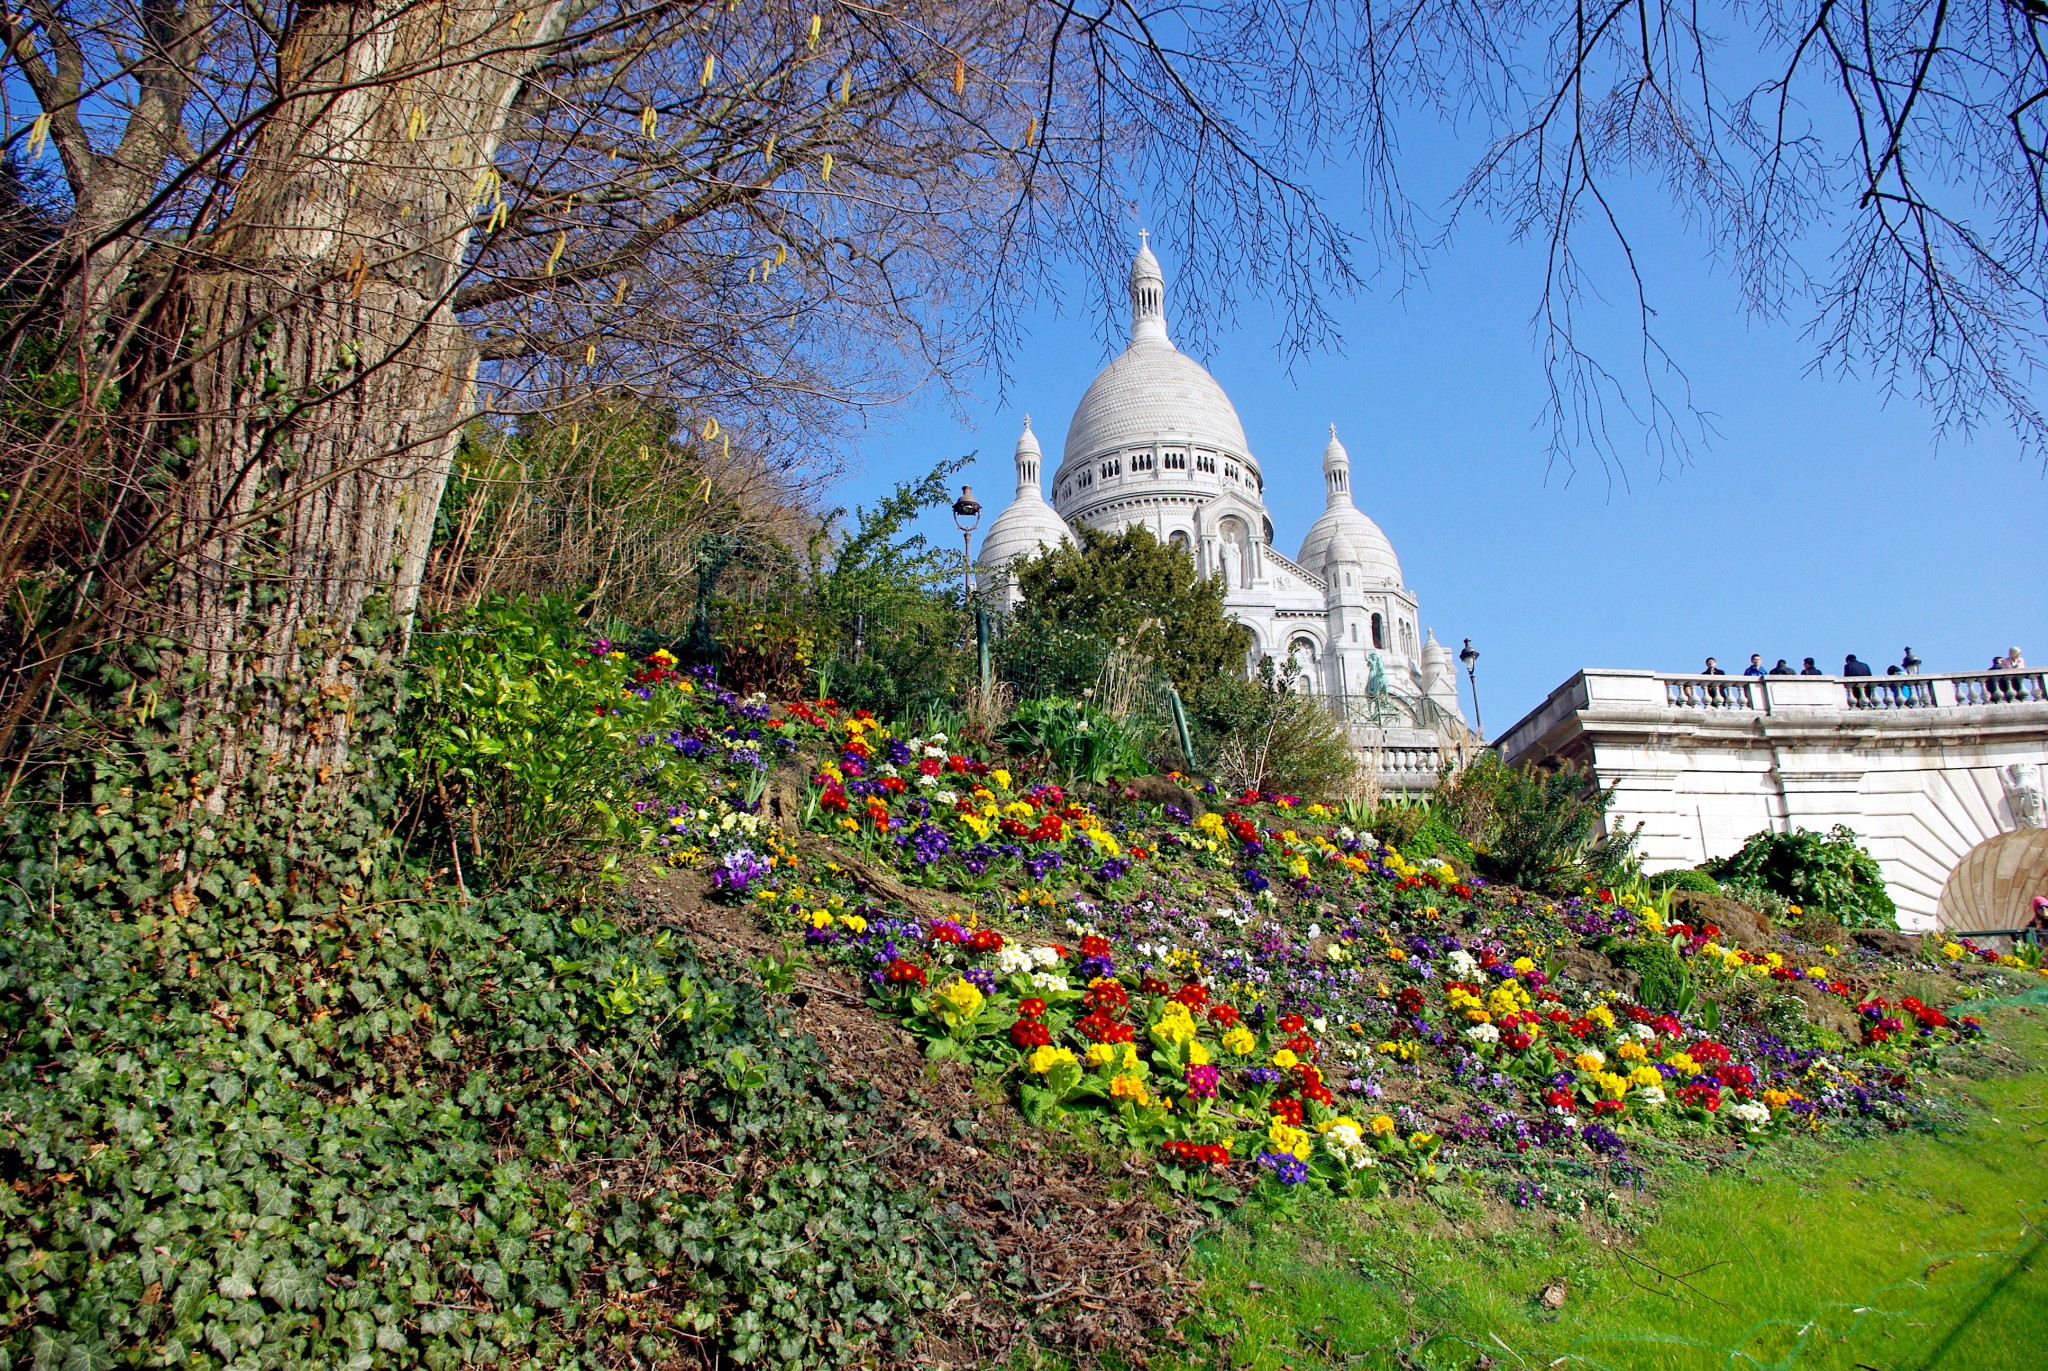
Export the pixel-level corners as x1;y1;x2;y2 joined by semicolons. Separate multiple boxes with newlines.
1845;677;1940;710
1651;670;2048;713
1664;676;1755;709
1952;670;2048;706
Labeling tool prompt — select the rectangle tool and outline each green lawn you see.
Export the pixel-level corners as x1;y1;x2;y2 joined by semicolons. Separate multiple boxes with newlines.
1143;1012;2048;1371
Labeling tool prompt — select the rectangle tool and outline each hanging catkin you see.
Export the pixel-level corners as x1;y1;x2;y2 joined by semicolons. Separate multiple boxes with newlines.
808;14;821;49
701;55;716;87
953;56;965;96
545;231;567;275
641;105;658;137
821;152;833;181
26;113;49;157
406;107;425;141
1024;116;1036;148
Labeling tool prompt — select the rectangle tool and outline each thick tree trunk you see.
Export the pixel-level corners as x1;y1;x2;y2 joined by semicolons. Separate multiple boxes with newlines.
150;0;563;798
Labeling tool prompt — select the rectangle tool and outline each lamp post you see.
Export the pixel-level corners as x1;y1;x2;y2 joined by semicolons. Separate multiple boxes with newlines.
1902;646;1921;674
950;485;982;606
1459;637;1483;740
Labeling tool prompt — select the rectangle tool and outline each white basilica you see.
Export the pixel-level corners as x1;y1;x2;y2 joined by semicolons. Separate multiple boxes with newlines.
976;237;1475;784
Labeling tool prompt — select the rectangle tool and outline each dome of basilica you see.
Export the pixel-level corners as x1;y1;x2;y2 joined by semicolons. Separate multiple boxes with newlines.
1059;238;1253;472
976;417;1073;570
1297;428;1402;586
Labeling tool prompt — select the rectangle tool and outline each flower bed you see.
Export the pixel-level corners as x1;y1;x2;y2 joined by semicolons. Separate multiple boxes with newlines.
599;654;2024;1210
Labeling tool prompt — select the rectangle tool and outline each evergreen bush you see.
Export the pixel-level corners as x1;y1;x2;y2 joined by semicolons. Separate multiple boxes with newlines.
1707;825;1899;930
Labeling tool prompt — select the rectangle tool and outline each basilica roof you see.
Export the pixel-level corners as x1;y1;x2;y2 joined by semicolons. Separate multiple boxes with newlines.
977;417;1073;570
1298;428;1403;585
1060;236;1253;473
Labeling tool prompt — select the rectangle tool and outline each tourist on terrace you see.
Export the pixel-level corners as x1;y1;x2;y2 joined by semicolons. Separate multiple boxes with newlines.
1769;659;1796;675
2009;646;2027;670
1743;654;1767;677
1800;658;1823;675
1843;654;1873;677
1701;657;1726;676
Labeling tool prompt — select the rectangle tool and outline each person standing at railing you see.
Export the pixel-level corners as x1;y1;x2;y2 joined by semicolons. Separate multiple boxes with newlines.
1769;658;1795;675
2009;646;2027;669
1800;657;1823;675
1843;654;1873;677
1701;657;1726;676
1743;653;1767;677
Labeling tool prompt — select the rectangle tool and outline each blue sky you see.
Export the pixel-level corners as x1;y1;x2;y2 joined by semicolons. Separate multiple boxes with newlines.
830;188;2047;736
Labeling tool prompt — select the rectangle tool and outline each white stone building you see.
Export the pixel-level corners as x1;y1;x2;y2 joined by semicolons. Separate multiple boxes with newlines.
1497;667;2048;929
976;236;1473;789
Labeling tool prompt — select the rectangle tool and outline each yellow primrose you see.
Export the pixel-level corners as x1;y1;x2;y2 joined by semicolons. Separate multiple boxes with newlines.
1663;1051;1702;1076
1587;1004;1617;1029
1268;1121;1313;1161
1512;956;1536;974
1369;1115;1396;1137
1573;1050;1606;1073
1153;1002;1198;1045
990;768;1011;790
1615;1041;1648;1061
1629;1065;1663;1088
1270;1048;1300;1070
1109;1073;1152;1106
1188;1041;1212;1067
932;979;984;1025
1317;1114;1361;1136
838;913;867;934
1028;1045;1077;1074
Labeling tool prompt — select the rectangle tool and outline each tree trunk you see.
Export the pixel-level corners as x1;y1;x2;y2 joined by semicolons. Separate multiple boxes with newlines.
150;0;563;799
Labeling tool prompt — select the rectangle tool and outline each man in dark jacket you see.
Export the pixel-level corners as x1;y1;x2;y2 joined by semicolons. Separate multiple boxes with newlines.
1769;659;1795;675
1843;654;1873;677
1702;657;1727;676
1800;658;1823;675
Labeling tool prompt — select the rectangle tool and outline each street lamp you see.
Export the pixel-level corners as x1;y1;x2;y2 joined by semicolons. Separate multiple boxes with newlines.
1902;646;1921;674
950;485;982;605
1459;637;1483;740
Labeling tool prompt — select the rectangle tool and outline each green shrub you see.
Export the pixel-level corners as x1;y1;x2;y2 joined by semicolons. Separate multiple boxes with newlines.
402;599;677;883
1186;660;1357;797
1707;825;1899;930
999;696;1148;784
1608;936;1693;1012
1436;754;1635;892
1648;867;1723;895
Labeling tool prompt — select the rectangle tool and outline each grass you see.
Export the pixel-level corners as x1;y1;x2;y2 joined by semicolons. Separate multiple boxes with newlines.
1129;1009;2048;1371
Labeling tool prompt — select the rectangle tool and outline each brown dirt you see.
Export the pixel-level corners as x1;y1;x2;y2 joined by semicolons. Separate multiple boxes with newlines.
1670;891;1774;953
623;867;1202;1367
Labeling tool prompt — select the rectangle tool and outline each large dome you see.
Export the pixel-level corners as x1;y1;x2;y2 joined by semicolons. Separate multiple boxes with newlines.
1060;238;1251;469
1061;340;1251;468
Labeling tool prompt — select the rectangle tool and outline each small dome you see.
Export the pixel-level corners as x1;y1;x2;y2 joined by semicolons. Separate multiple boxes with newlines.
979;418;1073;571
1299;423;1400;583
1299;506;1401;584
1420;630;1464;717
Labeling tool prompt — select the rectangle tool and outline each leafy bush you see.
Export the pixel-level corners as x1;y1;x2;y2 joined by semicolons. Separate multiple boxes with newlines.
1708;825;1899;930
1648;867;1723;896
1006;526;1252;698
999;696;1148;784
402;599;675;883
1607;936;1694;1013
1436;754;1635;892
1187;660;1356;796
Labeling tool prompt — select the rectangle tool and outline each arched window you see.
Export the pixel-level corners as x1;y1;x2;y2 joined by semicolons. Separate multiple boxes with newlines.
1168;529;1191;555
1371;613;1384;649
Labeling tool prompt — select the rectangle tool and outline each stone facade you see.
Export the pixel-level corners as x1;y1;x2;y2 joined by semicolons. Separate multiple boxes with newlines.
1497;667;2048;929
